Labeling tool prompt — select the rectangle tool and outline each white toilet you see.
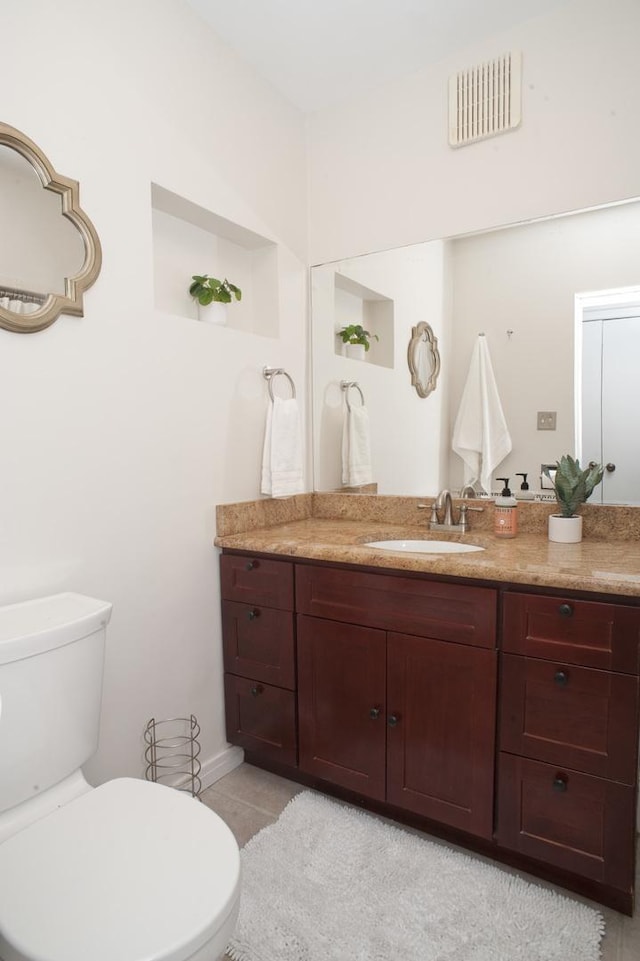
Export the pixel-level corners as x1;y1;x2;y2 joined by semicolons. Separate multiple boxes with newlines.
0;593;241;961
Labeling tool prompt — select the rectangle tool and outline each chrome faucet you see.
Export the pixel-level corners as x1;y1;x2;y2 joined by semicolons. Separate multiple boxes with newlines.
417;489;484;533
436;489;455;525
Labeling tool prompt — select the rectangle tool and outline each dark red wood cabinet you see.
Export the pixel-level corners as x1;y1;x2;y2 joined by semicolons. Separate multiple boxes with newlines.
220;554;640;913
496;591;640;906
221;554;297;765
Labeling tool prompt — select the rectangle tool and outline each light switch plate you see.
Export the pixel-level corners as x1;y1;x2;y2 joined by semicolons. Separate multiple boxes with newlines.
537;411;557;430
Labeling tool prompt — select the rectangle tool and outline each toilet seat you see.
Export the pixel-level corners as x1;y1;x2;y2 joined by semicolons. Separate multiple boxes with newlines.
0;778;241;961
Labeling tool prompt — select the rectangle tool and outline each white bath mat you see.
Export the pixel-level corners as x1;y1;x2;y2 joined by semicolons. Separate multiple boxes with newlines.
227;790;605;961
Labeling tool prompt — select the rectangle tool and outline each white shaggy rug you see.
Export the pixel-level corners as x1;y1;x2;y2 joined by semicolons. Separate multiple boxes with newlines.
227;791;605;961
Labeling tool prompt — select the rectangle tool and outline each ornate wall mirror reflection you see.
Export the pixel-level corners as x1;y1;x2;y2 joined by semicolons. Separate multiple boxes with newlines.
408;321;441;398
0;122;102;334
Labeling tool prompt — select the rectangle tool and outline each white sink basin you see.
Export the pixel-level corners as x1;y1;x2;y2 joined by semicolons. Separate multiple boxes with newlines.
364;539;485;554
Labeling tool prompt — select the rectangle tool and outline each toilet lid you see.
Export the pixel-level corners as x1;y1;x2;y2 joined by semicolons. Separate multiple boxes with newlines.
0;778;241;961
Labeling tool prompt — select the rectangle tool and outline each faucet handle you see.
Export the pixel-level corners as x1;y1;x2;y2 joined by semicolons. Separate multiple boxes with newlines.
418;502;440;524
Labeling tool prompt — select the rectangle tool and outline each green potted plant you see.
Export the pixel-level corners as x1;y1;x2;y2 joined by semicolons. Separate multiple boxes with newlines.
338;324;379;360
544;455;604;543
189;275;242;324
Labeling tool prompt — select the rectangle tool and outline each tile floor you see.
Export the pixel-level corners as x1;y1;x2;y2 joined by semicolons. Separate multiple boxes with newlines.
202;762;640;961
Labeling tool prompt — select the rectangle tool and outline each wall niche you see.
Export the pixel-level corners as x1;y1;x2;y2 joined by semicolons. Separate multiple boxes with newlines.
333;272;394;368
151;183;279;337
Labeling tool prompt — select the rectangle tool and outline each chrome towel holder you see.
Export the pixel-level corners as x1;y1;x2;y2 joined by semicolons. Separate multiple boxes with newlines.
263;366;296;401
341;380;365;411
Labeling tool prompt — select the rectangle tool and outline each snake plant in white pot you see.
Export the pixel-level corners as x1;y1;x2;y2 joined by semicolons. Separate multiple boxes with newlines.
544;455;604;543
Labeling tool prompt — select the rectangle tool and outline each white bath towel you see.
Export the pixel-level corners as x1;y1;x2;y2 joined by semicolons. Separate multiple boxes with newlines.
452;335;512;494
341;405;373;487
261;396;305;498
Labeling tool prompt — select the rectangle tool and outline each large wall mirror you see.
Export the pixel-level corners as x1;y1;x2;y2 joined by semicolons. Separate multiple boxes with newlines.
311;197;640;505
0;122;102;334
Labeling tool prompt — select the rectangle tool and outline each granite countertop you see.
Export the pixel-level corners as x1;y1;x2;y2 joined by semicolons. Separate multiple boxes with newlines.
215;494;640;599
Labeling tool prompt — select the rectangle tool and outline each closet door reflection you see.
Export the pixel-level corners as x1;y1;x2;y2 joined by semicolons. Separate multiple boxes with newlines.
581;306;640;504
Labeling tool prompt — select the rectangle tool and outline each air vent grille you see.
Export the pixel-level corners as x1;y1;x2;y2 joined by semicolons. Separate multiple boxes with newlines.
449;51;521;147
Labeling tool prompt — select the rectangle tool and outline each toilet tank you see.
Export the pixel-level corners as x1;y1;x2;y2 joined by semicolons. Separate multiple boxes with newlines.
0;593;113;814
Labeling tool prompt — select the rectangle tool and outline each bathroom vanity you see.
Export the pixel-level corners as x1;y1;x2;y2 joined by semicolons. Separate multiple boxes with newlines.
217;494;640;915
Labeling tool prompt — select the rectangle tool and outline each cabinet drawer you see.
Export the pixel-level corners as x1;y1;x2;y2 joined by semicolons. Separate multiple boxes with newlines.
500;654;639;782
220;554;294;610
224;674;297;765
222;601;295;690
296;565;497;648
502;592;640;673
496;753;635;891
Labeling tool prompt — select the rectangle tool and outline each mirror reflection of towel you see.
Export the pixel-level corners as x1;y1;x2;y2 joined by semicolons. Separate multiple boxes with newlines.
452;335;512;493
261;397;304;498
342;406;373;487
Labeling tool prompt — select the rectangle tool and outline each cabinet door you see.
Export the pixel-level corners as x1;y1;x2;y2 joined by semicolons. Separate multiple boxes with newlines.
220;554;294;610
224;674;296;765
297;615;386;800
222;600;295;689
386;632;497;839
502;592;640;673
500;653;639;782
497;753;635;891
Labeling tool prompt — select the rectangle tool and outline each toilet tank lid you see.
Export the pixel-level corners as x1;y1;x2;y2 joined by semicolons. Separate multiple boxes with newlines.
0;592;112;664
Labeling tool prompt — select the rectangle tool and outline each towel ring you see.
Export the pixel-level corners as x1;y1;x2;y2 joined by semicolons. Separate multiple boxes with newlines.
340;380;365;411
263;366;296;401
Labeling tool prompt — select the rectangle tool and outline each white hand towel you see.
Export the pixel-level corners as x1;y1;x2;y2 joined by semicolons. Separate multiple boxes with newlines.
261;396;305;498
341;405;373;487
452;335;512;494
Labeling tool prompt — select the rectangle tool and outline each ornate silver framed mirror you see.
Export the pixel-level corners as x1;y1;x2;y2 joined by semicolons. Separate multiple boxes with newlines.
0;122;102;334
407;321;441;398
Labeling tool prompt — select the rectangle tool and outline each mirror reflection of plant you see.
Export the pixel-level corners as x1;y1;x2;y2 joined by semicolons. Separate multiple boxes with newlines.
338;324;379;351
544;455;604;517
189;275;242;306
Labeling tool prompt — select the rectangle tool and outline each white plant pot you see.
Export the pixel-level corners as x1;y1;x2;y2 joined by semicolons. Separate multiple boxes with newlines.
548;513;583;543
345;343;366;361
197;302;227;325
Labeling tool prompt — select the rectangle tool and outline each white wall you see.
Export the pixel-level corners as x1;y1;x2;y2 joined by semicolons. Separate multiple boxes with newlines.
308;0;640;265
0;0;308;785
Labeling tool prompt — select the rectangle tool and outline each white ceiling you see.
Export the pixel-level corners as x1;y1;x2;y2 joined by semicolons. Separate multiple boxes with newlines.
185;0;572;113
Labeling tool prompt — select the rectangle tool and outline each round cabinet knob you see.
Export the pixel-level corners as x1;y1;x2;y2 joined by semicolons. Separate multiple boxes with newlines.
605;462;616;473
250;685;263;697
387;714;399;727
558;603;573;618
552;774;568;793
247;608;260;621
554;669;569;687
245;559;258;571
369;707;381;720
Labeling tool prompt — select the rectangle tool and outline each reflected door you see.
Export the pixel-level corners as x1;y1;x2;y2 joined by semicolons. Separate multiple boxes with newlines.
582;305;640;504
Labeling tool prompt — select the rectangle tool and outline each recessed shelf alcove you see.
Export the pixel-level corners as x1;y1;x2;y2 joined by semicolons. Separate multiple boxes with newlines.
151;184;279;337
334;272;394;368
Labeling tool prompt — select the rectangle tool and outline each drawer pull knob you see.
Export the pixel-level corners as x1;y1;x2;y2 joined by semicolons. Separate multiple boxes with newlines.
245;559;258;571
558;603;573;618
553;775;568;793
247;608;260;621
554;670;569;687
250;685;264;697
387;714;399;727
369;707;381;720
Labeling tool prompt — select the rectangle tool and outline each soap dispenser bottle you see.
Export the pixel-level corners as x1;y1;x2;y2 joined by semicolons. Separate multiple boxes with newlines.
494;478;518;539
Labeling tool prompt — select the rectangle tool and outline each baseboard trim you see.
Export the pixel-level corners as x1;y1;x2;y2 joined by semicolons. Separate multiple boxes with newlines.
200;744;244;790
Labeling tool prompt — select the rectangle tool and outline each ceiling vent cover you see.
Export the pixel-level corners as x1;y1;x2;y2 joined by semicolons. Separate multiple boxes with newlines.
449;51;521;147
